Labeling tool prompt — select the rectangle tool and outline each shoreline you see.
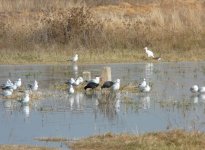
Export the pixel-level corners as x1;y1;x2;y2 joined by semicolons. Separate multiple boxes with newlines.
0;48;204;65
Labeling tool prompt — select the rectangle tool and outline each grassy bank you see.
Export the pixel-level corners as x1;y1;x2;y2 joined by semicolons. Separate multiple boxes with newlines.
68;130;205;150
1;130;205;150
0;48;204;64
0;0;204;64
0;145;56;150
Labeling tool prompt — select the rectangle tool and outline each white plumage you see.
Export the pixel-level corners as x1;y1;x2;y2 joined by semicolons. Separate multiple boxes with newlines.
144;47;154;58
15;78;22;87
138;78;147;90
73;77;84;86
19;92;30;104
68;84;75;94
2;89;13;96
198;86;205;93
112;79;120;91
140;85;151;93
68;54;78;62
88;77;100;84
28;80;38;91
190;85;199;93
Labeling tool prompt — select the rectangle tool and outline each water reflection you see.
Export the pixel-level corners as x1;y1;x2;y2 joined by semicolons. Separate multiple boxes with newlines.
22;105;30;117
1;63;205;146
145;63;153;81
139;95;151;110
72;63;78;78
190;95;199;104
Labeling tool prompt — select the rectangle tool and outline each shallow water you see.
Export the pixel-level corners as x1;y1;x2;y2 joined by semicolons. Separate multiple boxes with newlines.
1;62;205;149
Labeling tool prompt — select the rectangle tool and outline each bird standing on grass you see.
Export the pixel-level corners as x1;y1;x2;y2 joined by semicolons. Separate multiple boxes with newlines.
68;84;75;94
138;78;147;90
112;79;121;91
190;85;199;93
15;78;22;88
68;54;78;63
140;84;151;93
84;82;99;91
86;76;101;84
28;80;38;91
144;47;154;58
65;78;76;85
73;77;84;86
101;81;114;89
19;91;30;104
198;86;205;93
2;87;13;96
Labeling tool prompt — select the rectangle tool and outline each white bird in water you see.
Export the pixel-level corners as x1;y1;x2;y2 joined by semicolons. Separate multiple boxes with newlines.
87;76;101;84
68;54;78;63
68;84;75;94
2;88;13;97
1;79;17;90
73;77;84;86
144;47;154;58
138;78;146;90
190;85;199;93
65;78;76;85
112;79;120;91
19;91;30;104
198;86;205;94
28;80;38;91
15;78;22;88
140;84;151;93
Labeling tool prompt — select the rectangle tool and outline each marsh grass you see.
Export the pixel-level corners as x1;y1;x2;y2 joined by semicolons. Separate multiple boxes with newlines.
1;89;44;103
68;130;205;150
52;81;139;94
0;145;56;150
0;0;205;64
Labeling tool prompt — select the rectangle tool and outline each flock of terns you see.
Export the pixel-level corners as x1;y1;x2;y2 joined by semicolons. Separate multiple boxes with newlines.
0;47;202;105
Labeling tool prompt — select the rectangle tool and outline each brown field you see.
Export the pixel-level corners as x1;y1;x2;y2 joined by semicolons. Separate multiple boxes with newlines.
0;0;205;64
68;130;205;150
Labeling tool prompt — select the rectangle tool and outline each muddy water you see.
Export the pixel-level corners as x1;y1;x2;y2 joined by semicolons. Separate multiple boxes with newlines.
0;62;205;148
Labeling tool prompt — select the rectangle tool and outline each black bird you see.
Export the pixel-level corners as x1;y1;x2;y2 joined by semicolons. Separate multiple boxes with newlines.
84;82;99;91
101;81;114;89
1;85;13;90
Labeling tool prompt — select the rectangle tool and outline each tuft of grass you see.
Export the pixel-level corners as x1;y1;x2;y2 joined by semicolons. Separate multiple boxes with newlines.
34;137;69;142
68;130;205;150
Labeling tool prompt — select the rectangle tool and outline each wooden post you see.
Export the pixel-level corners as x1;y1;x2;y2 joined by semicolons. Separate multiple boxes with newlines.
83;71;91;81
101;67;111;83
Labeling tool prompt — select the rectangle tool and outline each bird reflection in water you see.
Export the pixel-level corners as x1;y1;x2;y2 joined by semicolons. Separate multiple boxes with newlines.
140;95;151;110
22;104;30;118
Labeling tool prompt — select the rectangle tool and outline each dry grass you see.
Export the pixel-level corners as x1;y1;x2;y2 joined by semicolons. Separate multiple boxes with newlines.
0;145;56;150
68;130;205;150
1;90;43;101
0;0;205;64
34;137;69;142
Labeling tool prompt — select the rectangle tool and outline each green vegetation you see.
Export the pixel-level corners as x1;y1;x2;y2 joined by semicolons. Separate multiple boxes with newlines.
0;0;204;64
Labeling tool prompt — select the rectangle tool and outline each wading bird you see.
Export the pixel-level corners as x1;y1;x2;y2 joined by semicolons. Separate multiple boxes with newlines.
144;47;154;58
68;54;78;63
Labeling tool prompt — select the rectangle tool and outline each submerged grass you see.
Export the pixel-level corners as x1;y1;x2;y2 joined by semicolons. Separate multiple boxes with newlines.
68;130;205;150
